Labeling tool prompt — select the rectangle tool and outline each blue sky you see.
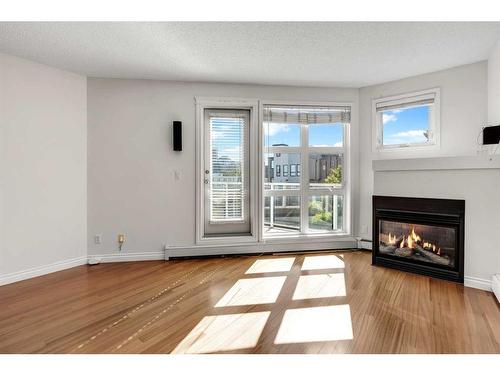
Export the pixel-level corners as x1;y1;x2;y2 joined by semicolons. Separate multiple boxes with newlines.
264;123;344;147
382;106;430;145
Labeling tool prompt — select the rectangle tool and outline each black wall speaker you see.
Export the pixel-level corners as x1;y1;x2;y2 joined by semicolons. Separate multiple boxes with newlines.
173;121;182;151
483;125;500;145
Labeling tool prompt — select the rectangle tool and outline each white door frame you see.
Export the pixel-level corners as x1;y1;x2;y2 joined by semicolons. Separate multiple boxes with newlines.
195;97;259;245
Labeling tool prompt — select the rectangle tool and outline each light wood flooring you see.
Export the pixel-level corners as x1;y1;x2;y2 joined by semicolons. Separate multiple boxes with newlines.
0;250;499;353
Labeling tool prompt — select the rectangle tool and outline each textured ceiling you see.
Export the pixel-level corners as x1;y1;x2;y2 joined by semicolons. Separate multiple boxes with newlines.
1;22;500;88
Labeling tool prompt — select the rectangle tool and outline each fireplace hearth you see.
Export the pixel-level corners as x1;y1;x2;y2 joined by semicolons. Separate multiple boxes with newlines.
372;196;464;283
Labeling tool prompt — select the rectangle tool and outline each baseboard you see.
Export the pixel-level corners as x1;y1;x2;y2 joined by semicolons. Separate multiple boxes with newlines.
87;251;165;263
464;276;492;291
0;256;87;286
3;249;491;295
492;274;500;303
165;238;357;259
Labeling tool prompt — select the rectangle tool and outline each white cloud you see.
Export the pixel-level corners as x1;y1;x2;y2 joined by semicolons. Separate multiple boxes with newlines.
310;141;343;147
382;113;397;124
266;123;290;137
393;129;427;138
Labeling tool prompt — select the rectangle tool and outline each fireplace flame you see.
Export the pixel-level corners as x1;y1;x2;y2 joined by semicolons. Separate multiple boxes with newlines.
391;227;441;254
388;233;397;245
411;228;421;243
407;234;414;249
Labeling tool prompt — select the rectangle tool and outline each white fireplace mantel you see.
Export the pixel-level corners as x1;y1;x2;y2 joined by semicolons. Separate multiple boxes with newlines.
373;155;500;172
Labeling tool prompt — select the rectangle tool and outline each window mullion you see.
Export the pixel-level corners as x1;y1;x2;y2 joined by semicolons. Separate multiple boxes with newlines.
300;123;309;234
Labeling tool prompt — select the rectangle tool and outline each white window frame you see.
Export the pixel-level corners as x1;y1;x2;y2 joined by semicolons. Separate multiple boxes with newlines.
195;97;259;245
260;100;352;240
372;88;441;152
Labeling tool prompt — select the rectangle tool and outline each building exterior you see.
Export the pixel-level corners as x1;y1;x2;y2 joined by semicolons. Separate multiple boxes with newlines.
265;146;342;185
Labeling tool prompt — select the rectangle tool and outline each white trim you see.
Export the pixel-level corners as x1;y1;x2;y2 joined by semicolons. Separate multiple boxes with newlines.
464;276;492;291
372;87;441;153
492;274;500;303
195;96;260;246
0;256;87;286
373;155;500;172
165;238;357;258
87;251;165;263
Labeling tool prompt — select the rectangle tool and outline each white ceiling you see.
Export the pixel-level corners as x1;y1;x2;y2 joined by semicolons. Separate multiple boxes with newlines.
1;22;500;88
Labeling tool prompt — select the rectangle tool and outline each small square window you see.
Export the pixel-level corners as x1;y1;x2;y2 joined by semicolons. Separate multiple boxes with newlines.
309;153;343;189
373;88;440;151
264;153;299;190
308;195;343;233
264;122;300;147
309;123;344;147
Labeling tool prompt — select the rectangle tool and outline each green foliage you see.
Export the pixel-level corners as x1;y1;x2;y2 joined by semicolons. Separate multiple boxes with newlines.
308;200;323;215
310;211;332;225
324;165;342;184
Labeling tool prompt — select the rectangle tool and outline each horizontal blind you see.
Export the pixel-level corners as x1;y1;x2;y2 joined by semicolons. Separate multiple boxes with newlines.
376;93;435;112
263;106;351;124
209;112;246;221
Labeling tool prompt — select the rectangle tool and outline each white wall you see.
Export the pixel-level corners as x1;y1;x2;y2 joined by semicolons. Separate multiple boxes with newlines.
488;38;500;124
87;79;359;256
358;62;488;240
0;54;87;284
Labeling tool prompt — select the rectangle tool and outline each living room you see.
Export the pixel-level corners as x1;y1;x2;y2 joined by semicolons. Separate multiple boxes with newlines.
1;1;499;372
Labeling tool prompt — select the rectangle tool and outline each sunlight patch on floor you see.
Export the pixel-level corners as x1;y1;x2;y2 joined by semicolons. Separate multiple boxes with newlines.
274;305;353;344
301;254;345;271
171;311;271;354
215;276;286;307
245;257;295;274
292;273;346;300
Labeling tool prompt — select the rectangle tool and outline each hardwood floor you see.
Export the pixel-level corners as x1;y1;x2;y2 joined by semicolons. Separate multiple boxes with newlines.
0;250;499;354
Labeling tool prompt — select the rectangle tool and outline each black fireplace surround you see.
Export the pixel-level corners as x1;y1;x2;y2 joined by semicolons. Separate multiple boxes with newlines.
372;196;464;283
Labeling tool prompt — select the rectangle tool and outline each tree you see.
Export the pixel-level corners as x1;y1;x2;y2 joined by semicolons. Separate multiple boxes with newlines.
324;165;342;184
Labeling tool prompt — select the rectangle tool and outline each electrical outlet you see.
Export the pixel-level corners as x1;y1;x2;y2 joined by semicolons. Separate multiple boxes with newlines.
118;234;125;251
94;235;102;245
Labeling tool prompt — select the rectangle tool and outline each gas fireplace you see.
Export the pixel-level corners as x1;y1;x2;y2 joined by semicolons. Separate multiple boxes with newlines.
372;196;464;283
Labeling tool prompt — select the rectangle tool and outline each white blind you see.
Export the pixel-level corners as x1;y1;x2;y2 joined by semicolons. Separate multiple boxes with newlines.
263;106;351;124
375;92;435;112
209;112;246;221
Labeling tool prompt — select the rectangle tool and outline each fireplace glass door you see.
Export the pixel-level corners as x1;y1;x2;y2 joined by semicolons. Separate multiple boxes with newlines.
378;220;457;268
